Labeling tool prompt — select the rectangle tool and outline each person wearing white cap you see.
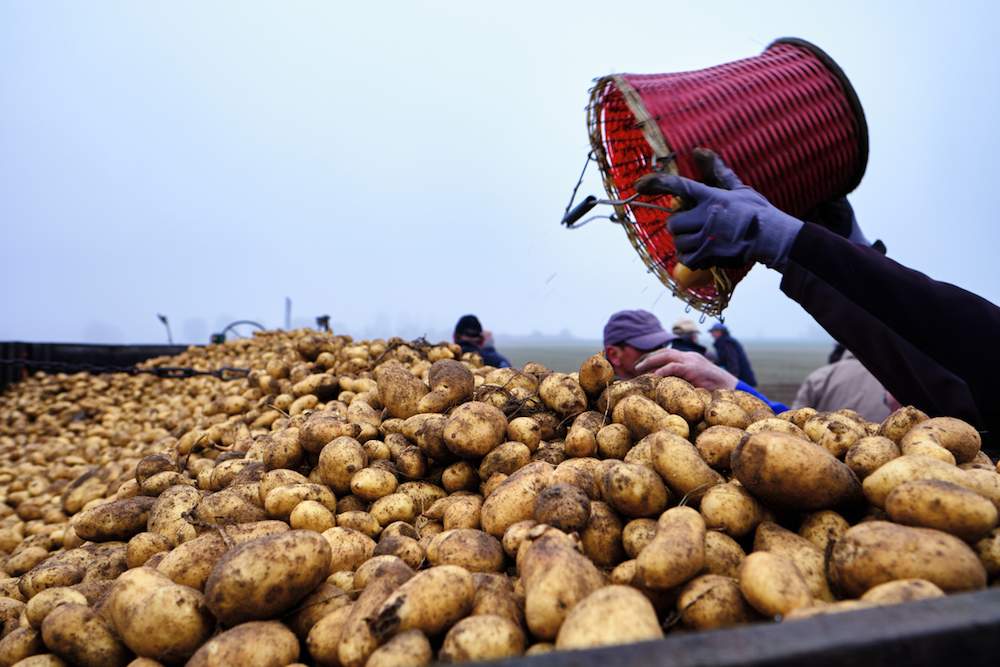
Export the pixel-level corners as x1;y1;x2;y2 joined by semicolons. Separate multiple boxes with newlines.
670;318;708;356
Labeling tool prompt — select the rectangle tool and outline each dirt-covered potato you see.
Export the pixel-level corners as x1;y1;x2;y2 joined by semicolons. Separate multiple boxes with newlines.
648;429;725;505
599;460;671;519
655;375;706;424
858;578;946;606
425;529;504;573
377;366;430;419
578;352;615;398
415;359;474;414
738;551;813;619
204;530;332;626
703;399;750;430
797;510;851;553
441;401;508;458
185;621;300;667
438;613;526;663
678;574;760;630
731;431;864;511
480;462;554;538
699;481;772;539
577;501;627;569
694;425;746;470
884;479;999;542
365;629;433;667
861;454;978;509
899;416;982;465
538;372;588;416
107;566;215;663
636;506;706;590
369;564;475;643
518;527;605;641
829;521;988;597
844;435;901;480
555;585;663;649
533;483;591;533
41;602;131;667
753;522;835;603
878;405;929;443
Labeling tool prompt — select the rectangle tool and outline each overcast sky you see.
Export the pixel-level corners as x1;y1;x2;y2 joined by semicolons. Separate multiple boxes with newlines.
3;1;999;346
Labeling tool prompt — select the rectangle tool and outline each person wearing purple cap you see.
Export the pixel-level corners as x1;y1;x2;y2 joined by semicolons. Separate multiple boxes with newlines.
603;310;679;380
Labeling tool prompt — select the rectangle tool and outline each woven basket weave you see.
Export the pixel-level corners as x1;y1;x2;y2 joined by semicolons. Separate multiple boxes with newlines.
587;37;868;316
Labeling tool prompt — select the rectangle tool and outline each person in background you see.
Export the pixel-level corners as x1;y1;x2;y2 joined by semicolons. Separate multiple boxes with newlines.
603;310;678;379
670;318;708;356
453;314;511;368
709;322;757;387
631;147;1000;452
828;342;846;364
792;347;891;423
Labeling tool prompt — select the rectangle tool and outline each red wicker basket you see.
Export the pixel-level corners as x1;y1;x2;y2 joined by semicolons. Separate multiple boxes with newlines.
587;37;868;316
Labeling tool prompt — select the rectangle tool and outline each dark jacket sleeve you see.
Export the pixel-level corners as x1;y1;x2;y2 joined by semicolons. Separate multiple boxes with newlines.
780;222;1000;450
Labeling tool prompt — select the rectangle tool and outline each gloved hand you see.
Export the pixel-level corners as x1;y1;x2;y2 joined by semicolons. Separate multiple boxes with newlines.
634;148;803;272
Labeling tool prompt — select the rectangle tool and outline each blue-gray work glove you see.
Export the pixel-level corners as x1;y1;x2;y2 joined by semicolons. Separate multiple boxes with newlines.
634;148;803;272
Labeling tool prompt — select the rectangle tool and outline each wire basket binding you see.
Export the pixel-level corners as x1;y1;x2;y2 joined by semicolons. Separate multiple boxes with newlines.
587;37;868;317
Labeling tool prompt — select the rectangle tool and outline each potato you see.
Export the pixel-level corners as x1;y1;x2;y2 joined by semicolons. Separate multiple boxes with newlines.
479;442;532;482
655;375;706;424
900;416;982;465
861;454;978;509
125;531;173;569
72;496;156;543
283;582;351;641
442;402;508;458
507;417;542;453
731;431;864;511
424;529;504;573
322;526;377;573
480;462;554;538
884;479;999;542
538;372;587;416
416;359;474;414
801;411;865;458
829;521;988;597
438;614;526;663
595;423;632;460
859;578;946;605
366;629;433;667
743;418;809;439
599;461;671;519
797;510;851;552
350;467;399;502
703;399;750;430
517;527;606;639
106;567;215;663
370;492;418;527
694;425;745;470
369;565;475;641
555;585;663;649
878;405;929;443
337;560;415;667
577;500;627;569
738;551;813;619
702;530;747;579
577;352;614;397
648;429;725;505
636;506;706;590
24;586;88;629
533;483;591;533
377;367;429;419
155;521;289;591
973;529;1000;578
204;530;333;626
185;621;300;667
677;574;760;630
264;482;337;521
753;522;835;603
372;535;426;571
290;499;338;533
40;602;131;667
699;481;772;538
844;435;901;480
0;625;45;666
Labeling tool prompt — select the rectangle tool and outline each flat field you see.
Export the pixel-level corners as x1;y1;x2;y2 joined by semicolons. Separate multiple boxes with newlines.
501;340;831;408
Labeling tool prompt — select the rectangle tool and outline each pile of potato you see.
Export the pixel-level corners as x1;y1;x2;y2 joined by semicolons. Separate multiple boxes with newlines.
0;328;998;667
